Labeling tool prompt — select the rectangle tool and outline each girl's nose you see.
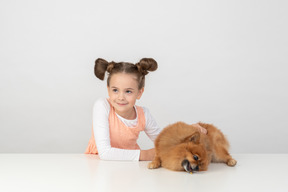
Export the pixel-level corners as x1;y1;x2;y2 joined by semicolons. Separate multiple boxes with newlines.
118;92;125;100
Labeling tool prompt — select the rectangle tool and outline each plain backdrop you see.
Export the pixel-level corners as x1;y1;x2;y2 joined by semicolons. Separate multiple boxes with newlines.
0;0;287;153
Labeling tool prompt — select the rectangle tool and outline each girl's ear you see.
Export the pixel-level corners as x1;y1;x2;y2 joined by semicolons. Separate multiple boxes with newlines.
137;87;144;100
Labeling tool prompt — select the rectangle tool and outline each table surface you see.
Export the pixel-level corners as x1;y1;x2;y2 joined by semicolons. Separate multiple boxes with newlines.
0;154;287;192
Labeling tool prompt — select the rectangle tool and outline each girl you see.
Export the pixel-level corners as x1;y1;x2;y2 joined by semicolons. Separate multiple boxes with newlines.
85;58;161;161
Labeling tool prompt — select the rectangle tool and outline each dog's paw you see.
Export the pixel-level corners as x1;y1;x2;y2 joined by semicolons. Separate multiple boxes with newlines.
227;158;237;166
148;161;161;169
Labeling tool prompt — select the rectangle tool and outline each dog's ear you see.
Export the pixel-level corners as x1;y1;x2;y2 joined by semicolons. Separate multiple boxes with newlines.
189;132;200;144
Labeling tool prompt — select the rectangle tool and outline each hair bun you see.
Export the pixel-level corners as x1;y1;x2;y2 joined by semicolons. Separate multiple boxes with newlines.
136;58;158;75
94;58;109;80
106;62;115;73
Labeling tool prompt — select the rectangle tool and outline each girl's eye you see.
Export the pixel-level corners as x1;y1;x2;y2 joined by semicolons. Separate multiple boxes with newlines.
126;90;132;94
112;89;118;93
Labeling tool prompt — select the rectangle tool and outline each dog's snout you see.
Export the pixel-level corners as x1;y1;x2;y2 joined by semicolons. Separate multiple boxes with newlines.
181;159;193;173
181;159;200;173
181;159;189;167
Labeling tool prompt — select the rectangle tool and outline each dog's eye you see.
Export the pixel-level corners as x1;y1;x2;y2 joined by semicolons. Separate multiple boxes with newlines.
193;155;198;161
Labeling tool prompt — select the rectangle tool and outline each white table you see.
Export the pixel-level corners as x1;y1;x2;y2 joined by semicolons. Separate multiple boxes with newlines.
0;154;287;192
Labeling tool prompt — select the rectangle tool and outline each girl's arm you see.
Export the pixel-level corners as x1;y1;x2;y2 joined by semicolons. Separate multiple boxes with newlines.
139;148;155;161
139;107;162;161
142;107;162;142
93;98;141;161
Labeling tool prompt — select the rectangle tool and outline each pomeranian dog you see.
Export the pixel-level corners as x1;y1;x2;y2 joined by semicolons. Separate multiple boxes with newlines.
148;122;237;173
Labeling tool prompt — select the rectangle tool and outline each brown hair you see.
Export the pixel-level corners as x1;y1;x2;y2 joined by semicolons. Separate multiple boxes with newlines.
94;58;158;89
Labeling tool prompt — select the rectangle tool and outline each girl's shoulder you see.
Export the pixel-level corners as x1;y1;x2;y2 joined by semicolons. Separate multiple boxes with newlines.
93;98;110;114
138;106;152;119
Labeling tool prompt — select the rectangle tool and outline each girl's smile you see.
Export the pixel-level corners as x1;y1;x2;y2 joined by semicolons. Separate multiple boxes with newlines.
117;103;128;106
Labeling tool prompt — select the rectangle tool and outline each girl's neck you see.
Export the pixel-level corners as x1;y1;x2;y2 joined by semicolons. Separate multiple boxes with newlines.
115;107;136;120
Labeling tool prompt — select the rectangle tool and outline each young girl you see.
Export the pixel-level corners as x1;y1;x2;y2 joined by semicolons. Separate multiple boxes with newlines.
85;58;161;161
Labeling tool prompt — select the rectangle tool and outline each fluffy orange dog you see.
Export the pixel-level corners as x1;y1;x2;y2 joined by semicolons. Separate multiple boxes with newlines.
148;122;237;173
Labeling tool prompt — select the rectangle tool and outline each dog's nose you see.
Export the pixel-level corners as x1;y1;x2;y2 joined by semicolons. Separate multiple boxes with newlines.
181;159;193;173
181;159;189;167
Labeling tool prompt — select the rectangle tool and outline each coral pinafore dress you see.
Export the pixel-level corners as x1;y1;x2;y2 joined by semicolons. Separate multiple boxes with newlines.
85;100;146;154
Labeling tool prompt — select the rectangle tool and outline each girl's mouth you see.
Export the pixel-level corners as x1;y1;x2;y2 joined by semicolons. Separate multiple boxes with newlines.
117;103;128;106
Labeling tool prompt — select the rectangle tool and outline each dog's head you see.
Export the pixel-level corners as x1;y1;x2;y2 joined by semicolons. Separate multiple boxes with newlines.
181;143;209;173
181;132;209;173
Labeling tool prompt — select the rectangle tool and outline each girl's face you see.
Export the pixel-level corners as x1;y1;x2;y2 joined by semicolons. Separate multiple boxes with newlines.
107;73;144;119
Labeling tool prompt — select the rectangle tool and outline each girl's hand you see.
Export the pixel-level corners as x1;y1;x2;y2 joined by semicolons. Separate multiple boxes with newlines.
139;148;155;161
193;123;207;134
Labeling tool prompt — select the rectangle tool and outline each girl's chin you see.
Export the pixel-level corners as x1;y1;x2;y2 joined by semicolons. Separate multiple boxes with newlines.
113;104;129;110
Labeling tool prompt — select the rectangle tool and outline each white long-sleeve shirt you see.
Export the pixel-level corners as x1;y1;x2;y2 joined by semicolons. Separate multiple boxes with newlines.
93;98;162;161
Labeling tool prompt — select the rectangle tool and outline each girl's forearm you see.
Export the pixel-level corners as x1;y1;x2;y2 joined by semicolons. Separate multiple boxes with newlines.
139;148;155;161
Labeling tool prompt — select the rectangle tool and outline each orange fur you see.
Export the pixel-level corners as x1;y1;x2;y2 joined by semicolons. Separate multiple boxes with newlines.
148;122;237;172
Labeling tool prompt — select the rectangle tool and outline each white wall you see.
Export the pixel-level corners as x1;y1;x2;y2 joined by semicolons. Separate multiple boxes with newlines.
1;0;287;153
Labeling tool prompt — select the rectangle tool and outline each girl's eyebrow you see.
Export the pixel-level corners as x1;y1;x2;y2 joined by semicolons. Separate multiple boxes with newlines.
111;86;134;90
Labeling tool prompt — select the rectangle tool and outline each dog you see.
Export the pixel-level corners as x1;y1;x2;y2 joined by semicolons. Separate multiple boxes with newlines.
148;122;237;173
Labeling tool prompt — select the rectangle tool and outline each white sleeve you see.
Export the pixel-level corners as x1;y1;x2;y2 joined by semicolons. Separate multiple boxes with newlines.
142;107;162;142
93;98;140;161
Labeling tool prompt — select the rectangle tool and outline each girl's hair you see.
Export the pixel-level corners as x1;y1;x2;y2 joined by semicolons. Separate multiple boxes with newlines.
94;58;158;89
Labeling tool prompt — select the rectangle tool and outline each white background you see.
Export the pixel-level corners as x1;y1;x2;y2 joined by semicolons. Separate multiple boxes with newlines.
0;0;287;153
